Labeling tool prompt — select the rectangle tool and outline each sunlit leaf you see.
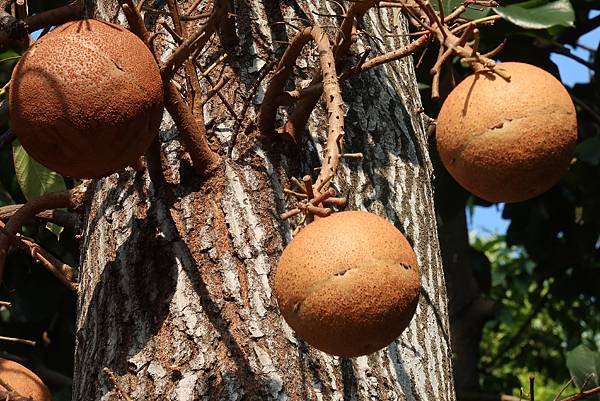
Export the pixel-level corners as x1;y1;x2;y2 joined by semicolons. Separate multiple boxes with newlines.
566;344;600;401
494;0;575;29
12;140;66;201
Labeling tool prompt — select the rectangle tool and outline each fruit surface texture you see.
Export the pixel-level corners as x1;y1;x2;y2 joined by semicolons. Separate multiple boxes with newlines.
9;19;163;178
0;358;53;401
436;62;577;203
274;211;420;357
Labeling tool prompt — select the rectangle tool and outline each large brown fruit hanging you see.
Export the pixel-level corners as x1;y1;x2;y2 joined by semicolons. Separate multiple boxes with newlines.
274;211;420;357
436;62;577;203
0;358;52;401
9;19;163;178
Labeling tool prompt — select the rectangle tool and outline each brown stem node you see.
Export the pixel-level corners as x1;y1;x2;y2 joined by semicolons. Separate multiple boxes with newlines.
306;205;332;218
281;209;302;220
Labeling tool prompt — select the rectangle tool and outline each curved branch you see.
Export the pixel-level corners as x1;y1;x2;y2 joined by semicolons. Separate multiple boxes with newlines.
26;0;83;32
0;204;80;229
0;186;85;286
561;386;600;401
282;0;378;140
0;1;83;50
259;26;345;216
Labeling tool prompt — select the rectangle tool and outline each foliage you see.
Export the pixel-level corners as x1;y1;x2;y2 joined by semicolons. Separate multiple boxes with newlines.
425;0;599;398
472;234;599;399
566;345;600;401
494;0;575;30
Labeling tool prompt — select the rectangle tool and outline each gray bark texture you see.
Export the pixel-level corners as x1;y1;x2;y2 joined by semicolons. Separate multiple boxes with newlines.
74;0;456;400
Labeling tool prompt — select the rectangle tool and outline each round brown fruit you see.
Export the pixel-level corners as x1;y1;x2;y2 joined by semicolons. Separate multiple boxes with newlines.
0;358;52;401
9;19;163;178
274;211;420;357
436;62;577;203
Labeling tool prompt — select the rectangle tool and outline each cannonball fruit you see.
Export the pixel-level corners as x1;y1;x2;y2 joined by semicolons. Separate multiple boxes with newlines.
9;19;163;178
436;62;577;203
274;211;420;357
0;358;52;401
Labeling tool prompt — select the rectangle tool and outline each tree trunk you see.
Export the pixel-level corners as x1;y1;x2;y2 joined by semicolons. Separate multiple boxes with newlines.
433;163;495;396
74;1;456;400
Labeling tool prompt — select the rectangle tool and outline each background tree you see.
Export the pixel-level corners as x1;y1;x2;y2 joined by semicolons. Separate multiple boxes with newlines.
425;1;600;400
1;0;460;399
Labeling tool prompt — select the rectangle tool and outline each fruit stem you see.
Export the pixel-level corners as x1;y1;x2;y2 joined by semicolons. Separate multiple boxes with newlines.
120;0;222;178
258;25;345;197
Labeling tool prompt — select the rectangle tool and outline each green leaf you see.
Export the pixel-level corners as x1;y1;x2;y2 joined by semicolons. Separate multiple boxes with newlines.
494;0;575;29
432;0;491;20
0;50;20;61
12;140;66;201
566;345;600;400
46;222;64;239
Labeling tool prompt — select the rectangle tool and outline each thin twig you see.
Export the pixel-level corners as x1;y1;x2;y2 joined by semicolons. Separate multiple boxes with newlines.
160;0;228;79
0;222;77;292
0;336;35;346
561;386;600;401
276;33;430;105
554;379;575;401
0;204;80;230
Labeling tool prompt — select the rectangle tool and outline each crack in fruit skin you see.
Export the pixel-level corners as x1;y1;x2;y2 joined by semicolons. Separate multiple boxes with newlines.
274;211;420;357
436;62;577;203
453;109;575;167
9;19;163;178
291;258;417;316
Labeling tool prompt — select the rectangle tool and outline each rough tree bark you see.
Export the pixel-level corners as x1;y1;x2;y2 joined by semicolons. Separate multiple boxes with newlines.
74;0;456;399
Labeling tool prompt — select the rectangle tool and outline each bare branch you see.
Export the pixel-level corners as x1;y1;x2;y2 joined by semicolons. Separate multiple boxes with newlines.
0;335;36;346
0;186;85;287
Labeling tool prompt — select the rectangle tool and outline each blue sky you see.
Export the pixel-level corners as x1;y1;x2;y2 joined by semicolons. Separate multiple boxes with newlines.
469;10;599;235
